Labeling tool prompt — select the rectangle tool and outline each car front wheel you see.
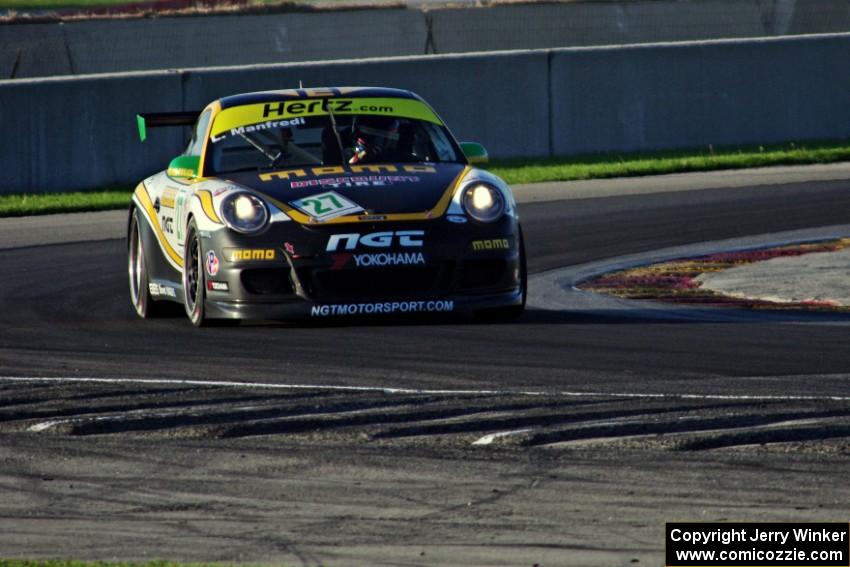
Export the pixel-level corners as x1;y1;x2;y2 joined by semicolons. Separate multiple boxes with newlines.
182;220;208;327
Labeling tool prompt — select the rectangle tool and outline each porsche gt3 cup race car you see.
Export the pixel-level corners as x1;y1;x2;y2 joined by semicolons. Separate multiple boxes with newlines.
128;87;526;326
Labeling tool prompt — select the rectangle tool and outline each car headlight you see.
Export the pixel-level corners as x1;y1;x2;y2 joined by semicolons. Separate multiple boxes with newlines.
221;192;269;233
462;183;505;222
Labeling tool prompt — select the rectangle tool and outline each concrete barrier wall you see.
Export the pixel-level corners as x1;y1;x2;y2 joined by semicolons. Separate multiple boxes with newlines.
0;72;185;193
0;9;428;79
181;52;549;158
430;1;772;53
549;34;850;155
2;33;850;193
0;51;549;193
5;0;850;79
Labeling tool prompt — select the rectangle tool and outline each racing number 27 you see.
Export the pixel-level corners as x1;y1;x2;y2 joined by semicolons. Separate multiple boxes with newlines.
301;194;343;216
290;190;363;221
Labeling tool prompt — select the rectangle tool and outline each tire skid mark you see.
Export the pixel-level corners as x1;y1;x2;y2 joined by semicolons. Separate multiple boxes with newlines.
526;410;850;449
2;379;850;452
13;391;463;436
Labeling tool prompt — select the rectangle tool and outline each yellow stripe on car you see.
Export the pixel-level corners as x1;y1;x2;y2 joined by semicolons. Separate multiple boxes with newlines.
133;184;184;268
197;190;223;224
211;98;444;138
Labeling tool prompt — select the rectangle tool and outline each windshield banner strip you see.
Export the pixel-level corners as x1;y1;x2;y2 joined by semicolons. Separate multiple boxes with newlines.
210;98;443;138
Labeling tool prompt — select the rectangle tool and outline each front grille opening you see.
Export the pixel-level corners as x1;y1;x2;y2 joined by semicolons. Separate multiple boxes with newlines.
459;259;508;290
314;266;440;298
241;268;294;295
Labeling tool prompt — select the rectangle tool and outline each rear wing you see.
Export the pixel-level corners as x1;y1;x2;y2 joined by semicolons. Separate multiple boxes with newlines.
136;111;201;142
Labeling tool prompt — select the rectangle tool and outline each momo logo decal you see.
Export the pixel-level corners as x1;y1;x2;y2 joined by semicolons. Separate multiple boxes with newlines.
326;230;424;252
226;248;277;262
472;238;510;251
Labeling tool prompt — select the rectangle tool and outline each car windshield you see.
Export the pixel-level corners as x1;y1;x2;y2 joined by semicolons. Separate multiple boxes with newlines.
207;109;463;174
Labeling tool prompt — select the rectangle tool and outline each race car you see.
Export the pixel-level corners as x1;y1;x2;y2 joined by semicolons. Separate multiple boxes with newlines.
128;87;526;326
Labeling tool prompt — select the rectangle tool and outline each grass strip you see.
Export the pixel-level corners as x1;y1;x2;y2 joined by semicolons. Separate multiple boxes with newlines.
1;0;301;9
0;188;131;217
486;140;850;185
3;0;137;7
2;140;850;218
0;562;278;567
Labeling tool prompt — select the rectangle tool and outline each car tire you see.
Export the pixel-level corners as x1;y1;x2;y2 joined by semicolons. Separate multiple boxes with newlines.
476;226;527;322
182;219;208;327
128;208;170;319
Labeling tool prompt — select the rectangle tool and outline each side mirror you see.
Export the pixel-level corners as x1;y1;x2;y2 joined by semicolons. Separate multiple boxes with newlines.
460;142;489;165
167;155;200;179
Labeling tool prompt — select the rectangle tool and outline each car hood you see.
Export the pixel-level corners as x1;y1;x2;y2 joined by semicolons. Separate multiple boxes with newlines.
219;163;468;216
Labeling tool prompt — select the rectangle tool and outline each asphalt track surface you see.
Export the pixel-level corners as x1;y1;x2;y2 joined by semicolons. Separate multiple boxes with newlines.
2;168;850;566
3;175;850;395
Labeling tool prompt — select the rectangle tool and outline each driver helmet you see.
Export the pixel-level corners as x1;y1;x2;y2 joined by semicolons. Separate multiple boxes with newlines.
349;116;401;164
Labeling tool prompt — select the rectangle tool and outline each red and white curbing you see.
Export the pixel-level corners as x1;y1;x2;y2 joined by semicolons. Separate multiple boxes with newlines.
580;238;850;311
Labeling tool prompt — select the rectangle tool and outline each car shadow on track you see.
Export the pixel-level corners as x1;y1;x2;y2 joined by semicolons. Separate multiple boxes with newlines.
134;305;850;329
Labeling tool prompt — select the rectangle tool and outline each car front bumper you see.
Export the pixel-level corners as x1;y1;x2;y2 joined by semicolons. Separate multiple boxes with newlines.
200;216;522;321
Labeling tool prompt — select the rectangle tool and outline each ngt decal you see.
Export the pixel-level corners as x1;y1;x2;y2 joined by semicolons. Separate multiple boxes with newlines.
472;238;511;251
310;300;454;317
226;248;277;262
326;230;424;252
